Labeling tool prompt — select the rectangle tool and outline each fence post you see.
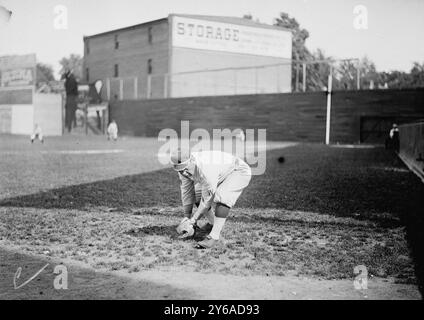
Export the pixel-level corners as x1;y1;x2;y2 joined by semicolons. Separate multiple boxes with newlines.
102;109;106;134
106;78;110;100
255;67;258;94
147;75;151;99
119;79;123;100
164;74;168;98
84;102;88;136
356;62;361;90
295;63;300;92
276;66;280;93
134;77;138;99
234;70;237;95
325;68;333;145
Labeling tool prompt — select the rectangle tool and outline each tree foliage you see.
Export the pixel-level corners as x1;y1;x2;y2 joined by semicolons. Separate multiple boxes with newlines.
59;54;83;80
273;12;424;90
36;63;55;85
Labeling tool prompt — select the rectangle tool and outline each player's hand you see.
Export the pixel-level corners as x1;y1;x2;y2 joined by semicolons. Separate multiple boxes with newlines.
176;217;189;233
176;217;195;239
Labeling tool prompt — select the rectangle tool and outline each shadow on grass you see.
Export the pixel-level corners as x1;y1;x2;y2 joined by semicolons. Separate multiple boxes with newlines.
0;144;423;294
0;145;417;218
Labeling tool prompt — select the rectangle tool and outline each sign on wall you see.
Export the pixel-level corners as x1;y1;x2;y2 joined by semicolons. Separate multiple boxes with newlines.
1;68;34;86
0;54;36;87
172;16;292;59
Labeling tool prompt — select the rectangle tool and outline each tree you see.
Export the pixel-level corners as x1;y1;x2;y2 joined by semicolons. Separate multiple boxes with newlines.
357;56;378;89
409;62;424;87
59;54;83;80
332;56;378;90
307;49;332;91
274;12;311;62
271;12;424;91
274;12;318;91
270;11;424;91
36;63;55;85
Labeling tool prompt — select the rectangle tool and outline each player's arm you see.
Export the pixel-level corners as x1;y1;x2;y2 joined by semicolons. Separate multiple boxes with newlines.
183;204;193;218
179;173;195;218
190;170;217;223
191;187;214;222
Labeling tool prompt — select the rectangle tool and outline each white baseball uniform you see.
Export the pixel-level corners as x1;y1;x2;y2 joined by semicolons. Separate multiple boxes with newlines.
178;150;251;218
107;122;118;140
30;125;43;142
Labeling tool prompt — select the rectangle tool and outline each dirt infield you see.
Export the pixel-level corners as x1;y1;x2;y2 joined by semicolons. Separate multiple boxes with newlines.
1;248;420;300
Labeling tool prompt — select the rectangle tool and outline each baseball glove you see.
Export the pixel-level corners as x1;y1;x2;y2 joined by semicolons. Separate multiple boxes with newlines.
176;217;195;239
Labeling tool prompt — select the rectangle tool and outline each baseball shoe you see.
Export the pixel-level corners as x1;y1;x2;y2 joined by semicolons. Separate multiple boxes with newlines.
195;235;220;249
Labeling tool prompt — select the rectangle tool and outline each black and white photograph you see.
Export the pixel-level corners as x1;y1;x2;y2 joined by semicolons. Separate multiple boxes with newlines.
0;0;423;306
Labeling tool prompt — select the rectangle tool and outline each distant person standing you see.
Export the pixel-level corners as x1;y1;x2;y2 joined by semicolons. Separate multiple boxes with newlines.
30;124;44;144
387;123;400;152
107;120;118;141
62;69;78;133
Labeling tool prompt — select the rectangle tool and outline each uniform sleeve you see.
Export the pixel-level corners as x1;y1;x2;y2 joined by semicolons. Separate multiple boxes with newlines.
192;168;217;219
198;187;215;214
179;173;195;206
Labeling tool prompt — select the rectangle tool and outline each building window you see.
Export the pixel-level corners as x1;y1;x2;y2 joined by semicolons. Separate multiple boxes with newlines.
114;34;119;49
147;59;152;74
114;64;119;77
86;68;89;82
148;27;153;44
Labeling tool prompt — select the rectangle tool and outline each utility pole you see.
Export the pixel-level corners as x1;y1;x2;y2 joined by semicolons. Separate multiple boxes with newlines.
325;66;333;145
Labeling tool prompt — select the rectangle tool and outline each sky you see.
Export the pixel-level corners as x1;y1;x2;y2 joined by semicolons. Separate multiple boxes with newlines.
1;0;423;77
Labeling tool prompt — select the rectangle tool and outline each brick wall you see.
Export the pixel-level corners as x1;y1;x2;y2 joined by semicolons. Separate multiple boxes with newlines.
83;19;169;99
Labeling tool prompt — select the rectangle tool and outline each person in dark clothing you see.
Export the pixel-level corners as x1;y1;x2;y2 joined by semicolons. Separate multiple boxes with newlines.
390;123;400;153
62;69;78;132
385;123;400;152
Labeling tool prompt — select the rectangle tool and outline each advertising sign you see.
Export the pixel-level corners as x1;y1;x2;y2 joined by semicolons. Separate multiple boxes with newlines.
172;16;292;59
0;54;36;87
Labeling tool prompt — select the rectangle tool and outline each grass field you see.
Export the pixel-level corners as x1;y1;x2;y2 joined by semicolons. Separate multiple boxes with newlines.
0;134;423;299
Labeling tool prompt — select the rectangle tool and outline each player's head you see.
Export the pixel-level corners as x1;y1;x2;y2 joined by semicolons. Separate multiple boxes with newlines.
393;123;398;128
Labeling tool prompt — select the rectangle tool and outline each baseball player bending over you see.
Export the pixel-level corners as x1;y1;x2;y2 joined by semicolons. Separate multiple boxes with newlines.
171;149;251;249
